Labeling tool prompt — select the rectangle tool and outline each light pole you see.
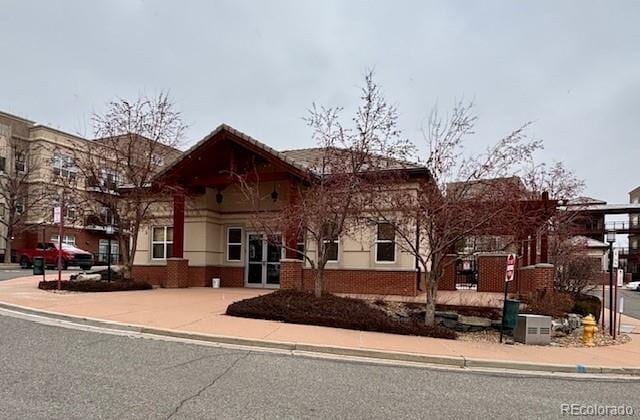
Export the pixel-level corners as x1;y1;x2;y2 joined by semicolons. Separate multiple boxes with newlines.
106;225;114;283
606;230;616;336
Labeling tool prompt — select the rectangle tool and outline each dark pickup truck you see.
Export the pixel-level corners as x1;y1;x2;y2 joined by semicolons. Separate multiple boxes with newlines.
17;242;94;270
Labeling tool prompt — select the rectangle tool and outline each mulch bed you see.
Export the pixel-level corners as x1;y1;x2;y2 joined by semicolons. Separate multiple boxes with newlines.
38;280;152;292
226;290;457;339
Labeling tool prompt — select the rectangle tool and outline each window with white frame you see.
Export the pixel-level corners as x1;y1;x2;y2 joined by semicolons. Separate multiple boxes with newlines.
50;234;76;247
52;153;76;182
151;226;173;259
322;223;339;262
375;222;396;262
227;227;242;261
296;230;305;261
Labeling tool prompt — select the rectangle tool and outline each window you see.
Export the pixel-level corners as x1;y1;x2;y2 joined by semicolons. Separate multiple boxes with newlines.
0;156;5;172
52;153;76;182
100;168;119;191
227;227;242;261
52;198;76;221
151;226;173;259
15;198;24;215
100;206;116;225
51;234;76;247
296;231;305;261
375;223;396;262
99;239;120;264
15;151;26;173
322;224;339;262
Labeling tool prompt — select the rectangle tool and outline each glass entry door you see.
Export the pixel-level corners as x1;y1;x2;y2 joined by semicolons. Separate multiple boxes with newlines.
246;233;282;288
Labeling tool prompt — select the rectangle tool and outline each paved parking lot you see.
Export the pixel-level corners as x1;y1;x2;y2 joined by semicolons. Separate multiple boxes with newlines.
0;267;88;282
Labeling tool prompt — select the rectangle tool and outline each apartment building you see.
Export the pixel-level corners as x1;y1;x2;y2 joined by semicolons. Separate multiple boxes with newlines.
0;110;182;264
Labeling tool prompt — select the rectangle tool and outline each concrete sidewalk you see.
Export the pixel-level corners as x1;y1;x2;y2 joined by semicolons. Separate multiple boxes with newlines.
1;275;639;373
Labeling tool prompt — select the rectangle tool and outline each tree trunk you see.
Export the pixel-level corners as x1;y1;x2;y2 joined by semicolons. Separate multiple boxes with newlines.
424;269;438;327
314;269;324;298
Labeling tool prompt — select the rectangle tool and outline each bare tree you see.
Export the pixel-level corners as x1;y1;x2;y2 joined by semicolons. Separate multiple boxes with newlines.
237;72;414;297
0;137;56;263
74;93;185;278
371;101;542;326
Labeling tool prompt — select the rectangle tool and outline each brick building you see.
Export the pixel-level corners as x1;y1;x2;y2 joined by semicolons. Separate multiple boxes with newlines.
132;124;556;295
0;110;180;265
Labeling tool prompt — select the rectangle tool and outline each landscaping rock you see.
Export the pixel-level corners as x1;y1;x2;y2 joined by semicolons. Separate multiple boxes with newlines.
457;315;492;328
566;313;583;331
435;311;459;320
71;273;102;281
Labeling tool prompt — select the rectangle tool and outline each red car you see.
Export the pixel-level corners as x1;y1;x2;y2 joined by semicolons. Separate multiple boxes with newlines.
17;242;94;271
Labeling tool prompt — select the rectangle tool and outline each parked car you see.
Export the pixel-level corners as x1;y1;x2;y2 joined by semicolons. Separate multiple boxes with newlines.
17;242;94;271
626;280;640;291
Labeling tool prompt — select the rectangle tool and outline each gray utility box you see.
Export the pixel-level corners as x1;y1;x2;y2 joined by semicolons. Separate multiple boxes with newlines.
514;314;552;345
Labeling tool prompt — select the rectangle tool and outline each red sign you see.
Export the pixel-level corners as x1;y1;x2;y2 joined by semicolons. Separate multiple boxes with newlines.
505;254;516;282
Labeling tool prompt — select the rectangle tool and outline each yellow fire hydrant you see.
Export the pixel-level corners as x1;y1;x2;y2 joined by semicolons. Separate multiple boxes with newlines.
582;314;598;347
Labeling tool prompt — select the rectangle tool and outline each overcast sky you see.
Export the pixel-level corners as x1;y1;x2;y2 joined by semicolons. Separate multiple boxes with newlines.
1;0;638;204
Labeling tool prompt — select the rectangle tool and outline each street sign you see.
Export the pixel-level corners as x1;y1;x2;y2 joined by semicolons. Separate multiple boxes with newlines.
505;253;516;282
617;269;624;287
613;249;620;269
53;207;62;224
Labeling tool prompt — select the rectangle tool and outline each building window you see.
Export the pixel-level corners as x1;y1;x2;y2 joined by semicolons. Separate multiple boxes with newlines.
151;226;173;259
0;156;6;173
15;198;24;215
99;239;120;264
52;153;76;182
296;231;305;261
227;227;242;261
375;222;396;262
100;168;119;191
50;234;76;247
15;151;26;173
322;224;339;262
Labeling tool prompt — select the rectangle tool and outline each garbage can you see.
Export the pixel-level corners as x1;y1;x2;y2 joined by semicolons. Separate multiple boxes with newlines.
211;278;220;288
503;299;520;330
33;257;44;276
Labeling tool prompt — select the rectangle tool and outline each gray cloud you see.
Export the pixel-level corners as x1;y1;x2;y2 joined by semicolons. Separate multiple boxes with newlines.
1;0;638;203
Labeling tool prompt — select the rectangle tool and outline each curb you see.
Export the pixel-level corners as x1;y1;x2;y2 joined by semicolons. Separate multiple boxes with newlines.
1;301;639;377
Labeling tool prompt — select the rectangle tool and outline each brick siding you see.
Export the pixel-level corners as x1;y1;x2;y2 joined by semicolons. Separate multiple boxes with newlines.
132;264;244;288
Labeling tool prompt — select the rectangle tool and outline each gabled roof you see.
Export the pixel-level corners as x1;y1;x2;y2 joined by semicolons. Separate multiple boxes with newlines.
156;123;429;183
154;124;314;182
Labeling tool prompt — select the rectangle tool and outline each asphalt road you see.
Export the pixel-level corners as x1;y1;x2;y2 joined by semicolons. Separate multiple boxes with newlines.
0;312;637;419
600;286;640;320
0;267;87;281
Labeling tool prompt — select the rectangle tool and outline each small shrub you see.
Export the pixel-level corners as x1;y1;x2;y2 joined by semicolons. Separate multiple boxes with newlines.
572;294;602;321
38;280;152;292
520;289;574;318
226;290;457;339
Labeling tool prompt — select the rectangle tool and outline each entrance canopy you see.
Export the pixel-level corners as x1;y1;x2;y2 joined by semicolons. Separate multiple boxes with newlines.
155;124;313;191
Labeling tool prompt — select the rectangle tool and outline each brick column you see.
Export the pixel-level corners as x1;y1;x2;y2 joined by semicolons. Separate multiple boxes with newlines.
533;263;554;291
165;258;189;288
280;259;303;290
